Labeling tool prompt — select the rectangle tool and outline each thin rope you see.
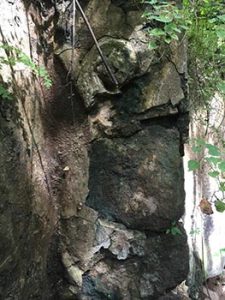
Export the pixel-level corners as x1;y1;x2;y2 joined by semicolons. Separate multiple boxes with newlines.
69;0;76;126
75;0;119;88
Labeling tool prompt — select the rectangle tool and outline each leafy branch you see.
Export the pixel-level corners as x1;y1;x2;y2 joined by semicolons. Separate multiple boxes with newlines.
142;0;225;107
142;0;189;50
0;43;52;100
166;221;182;236
188;138;225;213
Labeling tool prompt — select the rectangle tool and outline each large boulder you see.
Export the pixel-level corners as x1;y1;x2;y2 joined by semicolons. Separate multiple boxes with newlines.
87;125;185;231
81;228;189;299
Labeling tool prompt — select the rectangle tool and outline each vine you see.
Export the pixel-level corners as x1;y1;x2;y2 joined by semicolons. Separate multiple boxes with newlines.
142;0;189;50
143;0;225;213
188;138;225;213
0;43;52;100
142;0;225;106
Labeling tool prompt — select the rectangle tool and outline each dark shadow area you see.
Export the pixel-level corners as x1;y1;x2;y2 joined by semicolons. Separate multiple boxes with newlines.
0;97;54;299
40;55;87;136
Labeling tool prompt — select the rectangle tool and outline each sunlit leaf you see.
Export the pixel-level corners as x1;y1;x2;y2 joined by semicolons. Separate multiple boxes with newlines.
171;226;182;235
216;28;225;39
205;156;221;166
217;81;225;93
218;161;225;172
154;15;173;23
148;41;158;50
219;182;225;192
205;144;220;156
208;171;220;178
149;28;166;36
188;160;200;171
218;15;225;22
215;200;225;213
192;145;203;153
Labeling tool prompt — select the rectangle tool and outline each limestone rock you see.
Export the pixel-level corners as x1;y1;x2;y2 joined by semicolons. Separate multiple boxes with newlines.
87;125;185;231
93;218;146;260
60;36;154;109
82;231;189;299
0;0;189;299
115;62;184;115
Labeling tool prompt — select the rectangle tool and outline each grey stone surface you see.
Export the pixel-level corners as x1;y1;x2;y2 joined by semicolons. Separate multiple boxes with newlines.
0;0;189;299
74;36;154;109
81;230;189;299
87;125;185;231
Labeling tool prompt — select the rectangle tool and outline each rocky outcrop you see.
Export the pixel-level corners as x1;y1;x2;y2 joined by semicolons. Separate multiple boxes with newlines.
88;126;184;231
55;1;189;299
0;0;189;299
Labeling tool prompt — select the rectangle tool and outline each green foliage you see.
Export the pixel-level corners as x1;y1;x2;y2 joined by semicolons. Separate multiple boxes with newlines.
215;200;225;213
184;1;225;111
0;43;52;100
16;51;52;88
166;221;182;236
188;160;200;171
142;0;225;110
188;138;225;213
142;0;189;48
190;228;201;235
0;84;13;100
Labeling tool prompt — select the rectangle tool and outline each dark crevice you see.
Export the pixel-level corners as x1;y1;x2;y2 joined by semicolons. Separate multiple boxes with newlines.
140;113;179;129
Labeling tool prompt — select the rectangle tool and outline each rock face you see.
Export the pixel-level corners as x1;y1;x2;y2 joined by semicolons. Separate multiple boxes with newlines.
88;126;184;231
0;0;189;299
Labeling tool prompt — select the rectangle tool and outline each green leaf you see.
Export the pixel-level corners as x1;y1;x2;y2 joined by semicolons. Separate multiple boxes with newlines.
173;27;182;33
205;157;221;166
190;228;200;235
146;0;158;4
218;15;225;22
217;81;225;93
149;28;166;37
205;144;220;156
188;160;200;171
195;138;205;146
165;23;181;33
37;66;47;77
215;200;225;213
219;182;225;192
208;171;220;178
216;28;225;39
43;78;52;89
208;18;217;24
0;84;13;100
165;36;172;44
192;145;203;153
218;161;225;172
154;15;173;23
170;33;179;40
148;41;158;50
18;52;35;69
171;226;182;236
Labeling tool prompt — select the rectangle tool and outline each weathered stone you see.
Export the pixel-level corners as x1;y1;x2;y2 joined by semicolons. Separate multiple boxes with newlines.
115;62;184;115
62;252;83;287
93;218;146;260
0;0;189;299
82;231;189;299
60;206;98;269
87;125;185;231
170;39;188;76
61;36;154;108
